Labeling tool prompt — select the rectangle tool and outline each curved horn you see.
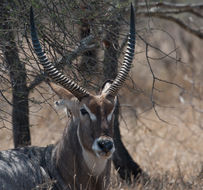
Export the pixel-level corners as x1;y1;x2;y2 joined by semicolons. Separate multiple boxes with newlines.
106;4;135;97
30;7;89;100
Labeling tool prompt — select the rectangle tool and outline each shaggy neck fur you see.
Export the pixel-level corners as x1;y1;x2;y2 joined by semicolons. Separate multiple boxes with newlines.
77;124;107;176
53;119;111;190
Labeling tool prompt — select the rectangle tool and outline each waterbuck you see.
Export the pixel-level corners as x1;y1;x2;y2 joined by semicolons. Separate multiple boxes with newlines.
0;4;135;190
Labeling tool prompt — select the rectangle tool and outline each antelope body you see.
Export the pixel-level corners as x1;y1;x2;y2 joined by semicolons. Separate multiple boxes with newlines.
0;5;135;190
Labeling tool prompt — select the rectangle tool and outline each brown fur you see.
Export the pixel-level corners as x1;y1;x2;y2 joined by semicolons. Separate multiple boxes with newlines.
51;83;116;189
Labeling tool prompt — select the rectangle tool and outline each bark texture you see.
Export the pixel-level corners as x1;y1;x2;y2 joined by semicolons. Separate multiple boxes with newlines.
113;100;144;182
102;19;144;182
0;0;31;148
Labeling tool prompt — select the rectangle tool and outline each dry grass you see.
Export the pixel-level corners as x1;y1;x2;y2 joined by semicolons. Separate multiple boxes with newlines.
109;169;203;190
0;86;202;189
0;18;203;189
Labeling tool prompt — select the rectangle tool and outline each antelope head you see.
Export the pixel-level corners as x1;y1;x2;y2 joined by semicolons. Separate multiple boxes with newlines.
30;4;135;165
50;82;117;162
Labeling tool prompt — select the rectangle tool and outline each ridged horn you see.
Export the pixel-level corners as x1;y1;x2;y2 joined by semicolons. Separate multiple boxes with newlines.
106;4;135;97
30;7;89;100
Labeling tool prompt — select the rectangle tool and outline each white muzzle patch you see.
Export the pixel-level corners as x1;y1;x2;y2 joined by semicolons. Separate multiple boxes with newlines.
92;137;115;159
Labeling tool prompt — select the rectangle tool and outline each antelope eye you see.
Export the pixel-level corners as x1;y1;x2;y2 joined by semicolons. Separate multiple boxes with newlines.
80;108;88;115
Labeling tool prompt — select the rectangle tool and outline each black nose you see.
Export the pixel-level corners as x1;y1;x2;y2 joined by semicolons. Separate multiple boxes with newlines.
97;140;113;153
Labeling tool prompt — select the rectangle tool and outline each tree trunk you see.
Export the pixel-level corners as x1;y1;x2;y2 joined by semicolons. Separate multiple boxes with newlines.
78;4;97;80
0;1;31;148
103;19;144;183
102;21;119;80
113;100;144;182
4;47;31;148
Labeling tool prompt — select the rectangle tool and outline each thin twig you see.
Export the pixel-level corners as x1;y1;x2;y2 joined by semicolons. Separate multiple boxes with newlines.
137;11;203;39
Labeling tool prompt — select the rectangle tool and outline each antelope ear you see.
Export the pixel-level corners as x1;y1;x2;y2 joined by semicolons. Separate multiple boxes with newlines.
49;82;75;100
49;82;79;114
101;80;118;106
101;80;113;95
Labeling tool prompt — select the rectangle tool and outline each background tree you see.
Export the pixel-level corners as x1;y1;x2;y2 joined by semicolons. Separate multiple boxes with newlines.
0;0;31;147
0;0;203;184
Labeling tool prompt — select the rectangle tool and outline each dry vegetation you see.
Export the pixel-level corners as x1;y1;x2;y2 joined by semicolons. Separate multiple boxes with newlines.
0;17;203;189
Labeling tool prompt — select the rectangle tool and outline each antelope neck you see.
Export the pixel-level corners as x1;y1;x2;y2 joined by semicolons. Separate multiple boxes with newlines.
77;124;107;176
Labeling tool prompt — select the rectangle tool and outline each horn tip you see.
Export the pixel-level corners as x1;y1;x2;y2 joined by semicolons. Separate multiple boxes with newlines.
130;2;133;9
30;6;34;27
130;3;135;27
30;6;33;18
130;2;134;13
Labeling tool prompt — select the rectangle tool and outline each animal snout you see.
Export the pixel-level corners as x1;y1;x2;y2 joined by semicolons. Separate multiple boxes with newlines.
97;139;114;153
92;137;115;158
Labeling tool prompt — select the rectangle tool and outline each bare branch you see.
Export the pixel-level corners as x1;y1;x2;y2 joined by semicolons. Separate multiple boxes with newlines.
58;34;98;65
117;35;128;58
0;89;12;106
138;2;203;10
145;43;184;124
27;74;45;91
137;11;203;39
137;9;203;18
137;33;181;63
